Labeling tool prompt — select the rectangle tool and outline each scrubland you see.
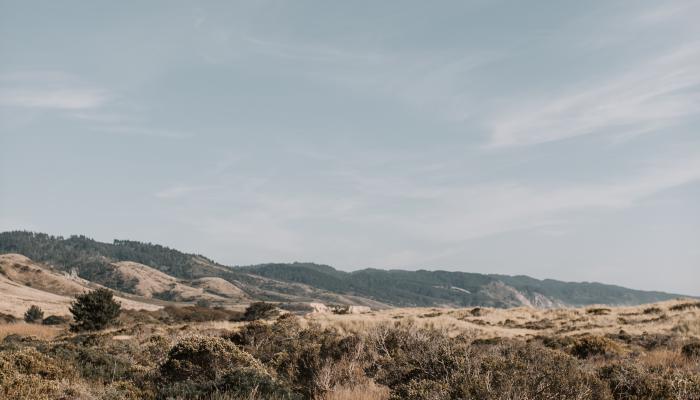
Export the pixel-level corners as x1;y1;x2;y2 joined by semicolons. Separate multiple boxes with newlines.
1;299;699;400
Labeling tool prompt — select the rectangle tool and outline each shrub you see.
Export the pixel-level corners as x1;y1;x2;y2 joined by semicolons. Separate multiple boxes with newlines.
599;362;700;399
160;335;266;383
643;306;662;314
41;315;69;325
0;312;18;323
670;302;700;311
69;288;121;332
570;335;621;359
587;308;611;315
682;341;700;359
244;302;278;321
195;298;212;308
158;335;298;398
365;323;610;400
23;305;44;323
0;347;77;400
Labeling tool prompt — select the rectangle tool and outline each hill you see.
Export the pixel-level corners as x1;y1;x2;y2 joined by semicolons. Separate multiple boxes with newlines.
0;231;687;309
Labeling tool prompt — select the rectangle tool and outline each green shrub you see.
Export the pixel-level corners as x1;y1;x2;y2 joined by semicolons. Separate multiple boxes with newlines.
41;315;69;325
243;302;278;321
69;288;121;331
682;341;700;359
23;305;44;323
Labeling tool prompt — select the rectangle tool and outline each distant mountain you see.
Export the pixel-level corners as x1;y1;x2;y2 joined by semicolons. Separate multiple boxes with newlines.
0;231;686;308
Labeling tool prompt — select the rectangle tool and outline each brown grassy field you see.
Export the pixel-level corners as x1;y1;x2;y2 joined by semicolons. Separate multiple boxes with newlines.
1;299;699;399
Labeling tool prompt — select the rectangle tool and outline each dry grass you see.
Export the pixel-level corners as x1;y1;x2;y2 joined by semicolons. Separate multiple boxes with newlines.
320;382;390;400
0;323;63;341
304;298;700;340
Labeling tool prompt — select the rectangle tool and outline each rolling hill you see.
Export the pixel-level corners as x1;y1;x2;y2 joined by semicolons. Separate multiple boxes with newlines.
0;231;687;311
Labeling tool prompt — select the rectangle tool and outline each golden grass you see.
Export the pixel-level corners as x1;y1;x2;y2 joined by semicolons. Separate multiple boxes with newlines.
321;383;390;400
0;323;64;341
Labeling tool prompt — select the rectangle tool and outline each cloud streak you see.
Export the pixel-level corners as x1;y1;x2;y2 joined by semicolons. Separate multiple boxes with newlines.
0;88;106;110
487;44;700;147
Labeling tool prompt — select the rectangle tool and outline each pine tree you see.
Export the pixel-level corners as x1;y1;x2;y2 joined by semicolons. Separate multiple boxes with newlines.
69;288;121;331
24;305;44;323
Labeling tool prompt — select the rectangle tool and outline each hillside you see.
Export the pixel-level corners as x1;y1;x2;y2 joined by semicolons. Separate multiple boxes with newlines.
0;254;161;317
0;231;687;309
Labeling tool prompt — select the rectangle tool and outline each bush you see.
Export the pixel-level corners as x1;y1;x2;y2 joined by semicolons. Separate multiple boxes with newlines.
0;312;18;323
587;308;611;315
365;323;611;400
160;335;266;383
41;315;69;325
158;335;299;398
682;341;700;359
599;362;700;399
570;335;621;359
244;302;278;321
69;288;121;332
23;305;44;323
195;298;212;308
670;302;700;311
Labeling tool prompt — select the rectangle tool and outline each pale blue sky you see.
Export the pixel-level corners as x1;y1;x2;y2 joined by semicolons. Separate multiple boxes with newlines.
1;1;699;294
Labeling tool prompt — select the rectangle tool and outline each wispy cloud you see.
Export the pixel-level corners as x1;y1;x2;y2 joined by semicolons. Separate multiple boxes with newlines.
487;44;700;147
0;88;106;110
155;185;218;199
0;70;108;110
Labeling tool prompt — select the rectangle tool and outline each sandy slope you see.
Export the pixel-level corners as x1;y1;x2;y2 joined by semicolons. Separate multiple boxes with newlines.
112;261;246;302
0;254;160;317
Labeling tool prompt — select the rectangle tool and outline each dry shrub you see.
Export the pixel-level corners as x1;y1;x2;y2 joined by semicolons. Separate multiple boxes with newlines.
365;322;610;400
669;302;700;312
0;347;77;400
599;362;700;400
570;335;622;359
643;306;663;314
227;315;366;398
587;308;611;315
159;335;297;399
0;312;18;323
682;341;700;359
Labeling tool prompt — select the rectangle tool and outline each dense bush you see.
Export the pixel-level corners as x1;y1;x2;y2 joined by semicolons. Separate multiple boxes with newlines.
244;302;278;321
1;311;699;400
570;335;621;359
69;288;121;331
599;363;700;399
158;335;298;399
23;305;44;323
41;315;69;325
683;341;700;359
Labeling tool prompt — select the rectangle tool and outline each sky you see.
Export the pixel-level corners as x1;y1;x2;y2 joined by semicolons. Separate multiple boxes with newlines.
1;1;699;295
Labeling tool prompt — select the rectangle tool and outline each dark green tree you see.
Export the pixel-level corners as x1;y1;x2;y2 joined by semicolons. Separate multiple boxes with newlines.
69;288;121;331
24;305;44;323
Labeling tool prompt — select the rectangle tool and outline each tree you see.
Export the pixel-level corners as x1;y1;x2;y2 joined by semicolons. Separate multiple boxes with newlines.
24;305;44;323
69;288;121;331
